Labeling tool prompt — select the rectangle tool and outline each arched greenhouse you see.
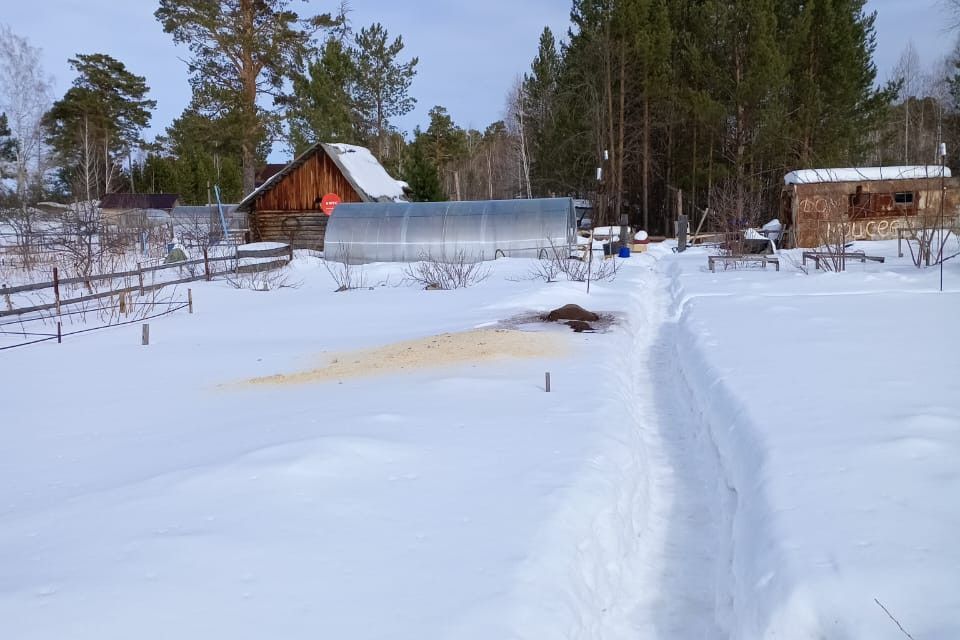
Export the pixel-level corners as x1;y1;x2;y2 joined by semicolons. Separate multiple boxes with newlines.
323;198;576;263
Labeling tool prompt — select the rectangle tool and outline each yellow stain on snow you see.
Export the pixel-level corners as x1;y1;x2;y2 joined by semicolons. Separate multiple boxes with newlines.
234;328;566;387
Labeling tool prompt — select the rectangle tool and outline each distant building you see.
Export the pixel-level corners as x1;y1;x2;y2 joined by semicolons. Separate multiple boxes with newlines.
238;143;409;249
99;193;181;230
781;166;960;247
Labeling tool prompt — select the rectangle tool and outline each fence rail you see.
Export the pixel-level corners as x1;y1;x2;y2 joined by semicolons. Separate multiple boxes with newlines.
1;244;290;320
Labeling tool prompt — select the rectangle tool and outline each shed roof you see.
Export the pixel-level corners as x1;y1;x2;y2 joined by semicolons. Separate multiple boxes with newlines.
100;193;180;210
784;166;952;185
238;143;407;211
171;204;239;218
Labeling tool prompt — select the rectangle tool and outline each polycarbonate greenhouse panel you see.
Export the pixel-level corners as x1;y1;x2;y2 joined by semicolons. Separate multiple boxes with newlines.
324;198;576;263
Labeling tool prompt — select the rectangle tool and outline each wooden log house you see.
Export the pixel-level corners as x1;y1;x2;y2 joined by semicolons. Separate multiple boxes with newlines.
237;143;408;250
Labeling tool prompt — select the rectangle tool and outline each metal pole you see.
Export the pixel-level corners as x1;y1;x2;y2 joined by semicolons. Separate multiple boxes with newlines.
940;144;946;292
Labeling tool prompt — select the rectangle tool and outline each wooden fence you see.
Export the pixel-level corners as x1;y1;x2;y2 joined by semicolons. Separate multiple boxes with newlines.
1;244;293;318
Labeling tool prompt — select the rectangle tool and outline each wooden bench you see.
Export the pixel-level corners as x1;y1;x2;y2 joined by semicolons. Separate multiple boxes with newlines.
801;251;885;269
708;254;780;272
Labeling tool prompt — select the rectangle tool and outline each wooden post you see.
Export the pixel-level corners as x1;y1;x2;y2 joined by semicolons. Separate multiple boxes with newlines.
676;189;683;236
545;372;551;393
137;262;144;296
52;267;61;316
288;244;294;263
142;323;150;346
678;215;689;253
2;284;10;312
203;247;211;281
188;288;193;314
57;321;62;344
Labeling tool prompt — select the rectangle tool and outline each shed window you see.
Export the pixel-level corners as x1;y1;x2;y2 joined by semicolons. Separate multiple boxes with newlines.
894;191;914;205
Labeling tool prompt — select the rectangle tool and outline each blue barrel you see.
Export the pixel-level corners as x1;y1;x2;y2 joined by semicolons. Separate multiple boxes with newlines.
618;246;631;258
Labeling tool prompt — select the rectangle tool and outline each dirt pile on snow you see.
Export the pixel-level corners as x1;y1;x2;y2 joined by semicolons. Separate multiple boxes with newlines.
241;328;566;386
545;304;599;322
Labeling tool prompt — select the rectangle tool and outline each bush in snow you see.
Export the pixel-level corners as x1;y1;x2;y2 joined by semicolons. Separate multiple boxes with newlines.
323;243;367;292
403;251;490;290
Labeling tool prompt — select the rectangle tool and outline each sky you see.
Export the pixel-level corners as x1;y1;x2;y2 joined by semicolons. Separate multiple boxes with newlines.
2;0;955;162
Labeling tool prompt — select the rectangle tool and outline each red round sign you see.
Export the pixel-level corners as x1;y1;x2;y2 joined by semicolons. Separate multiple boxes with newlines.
320;192;341;215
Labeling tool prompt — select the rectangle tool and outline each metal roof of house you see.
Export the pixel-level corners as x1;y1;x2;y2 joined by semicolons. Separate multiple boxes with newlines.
784;166;952;185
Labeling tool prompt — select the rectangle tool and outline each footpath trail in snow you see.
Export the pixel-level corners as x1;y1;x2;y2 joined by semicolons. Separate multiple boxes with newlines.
508;261;726;639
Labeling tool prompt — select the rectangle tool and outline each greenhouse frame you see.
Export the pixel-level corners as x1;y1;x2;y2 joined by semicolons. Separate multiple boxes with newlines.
323;198;577;263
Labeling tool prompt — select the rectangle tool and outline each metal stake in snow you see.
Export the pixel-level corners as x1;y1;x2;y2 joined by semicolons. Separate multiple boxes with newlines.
142;323;150;346
545;372;551;393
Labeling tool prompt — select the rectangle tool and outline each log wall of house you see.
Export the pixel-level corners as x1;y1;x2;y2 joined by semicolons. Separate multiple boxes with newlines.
783;177;960;247
251;151;363;250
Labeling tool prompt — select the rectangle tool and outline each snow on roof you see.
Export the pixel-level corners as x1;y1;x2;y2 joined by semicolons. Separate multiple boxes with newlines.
323;143;406;202
784;166;952;185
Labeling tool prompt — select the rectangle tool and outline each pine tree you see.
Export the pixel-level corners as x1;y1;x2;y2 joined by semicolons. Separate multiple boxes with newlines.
403;136;446;202
0;113;15;165
144;106;248;204
286;36;359;153
155;0;338;195
352;23;418;163
42;53;155;198
782;0;895;167
523;27;561;195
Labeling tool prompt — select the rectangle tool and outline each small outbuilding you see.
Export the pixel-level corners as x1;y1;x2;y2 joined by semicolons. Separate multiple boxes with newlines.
100;193;181;229
238;143;408;249
781;166;960;247
324;198;576;264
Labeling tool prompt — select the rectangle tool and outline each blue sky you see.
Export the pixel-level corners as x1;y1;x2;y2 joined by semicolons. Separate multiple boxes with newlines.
4;0;955;161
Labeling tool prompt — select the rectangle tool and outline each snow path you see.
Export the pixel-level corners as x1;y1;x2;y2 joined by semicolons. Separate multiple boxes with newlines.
508;262;727;639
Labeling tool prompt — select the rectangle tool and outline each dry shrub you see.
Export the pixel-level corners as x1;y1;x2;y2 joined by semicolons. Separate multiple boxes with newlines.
225;266;298;292
708;179;770;256
524;239;620;283
323;243;367;292
403;250;491;290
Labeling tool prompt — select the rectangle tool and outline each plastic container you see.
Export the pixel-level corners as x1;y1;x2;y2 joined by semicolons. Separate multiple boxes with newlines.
618;246;631;258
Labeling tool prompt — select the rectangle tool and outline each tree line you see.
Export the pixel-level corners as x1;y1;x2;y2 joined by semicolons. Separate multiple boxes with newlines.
3;0;960;228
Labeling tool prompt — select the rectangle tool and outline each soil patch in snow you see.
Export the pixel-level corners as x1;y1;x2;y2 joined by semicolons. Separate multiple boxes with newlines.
238;328;566;386
544;304;600;322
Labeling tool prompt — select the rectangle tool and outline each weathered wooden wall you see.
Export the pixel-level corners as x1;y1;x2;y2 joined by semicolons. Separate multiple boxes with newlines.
783;177;960;247
251;151;363;249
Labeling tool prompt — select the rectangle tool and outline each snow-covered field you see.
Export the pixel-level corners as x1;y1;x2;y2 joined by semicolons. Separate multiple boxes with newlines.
1;243;958;639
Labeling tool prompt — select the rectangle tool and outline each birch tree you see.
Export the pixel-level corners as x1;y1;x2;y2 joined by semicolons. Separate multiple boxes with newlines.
0;25;53;208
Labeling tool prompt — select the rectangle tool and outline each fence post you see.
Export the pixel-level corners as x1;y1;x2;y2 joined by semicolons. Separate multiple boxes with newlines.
188;288;193;314
545;372;551;393
137;262;144;296
2;284;10;312
142;323;150;346
57;321;62;344
288;243;294;263
203;247;211;281
53;267;61;316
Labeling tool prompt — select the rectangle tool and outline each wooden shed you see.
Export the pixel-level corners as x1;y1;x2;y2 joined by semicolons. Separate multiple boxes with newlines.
237;143;408;249
781;166;960;247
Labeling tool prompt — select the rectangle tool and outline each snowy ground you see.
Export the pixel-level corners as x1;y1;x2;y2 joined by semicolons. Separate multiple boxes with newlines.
1;243;958;639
